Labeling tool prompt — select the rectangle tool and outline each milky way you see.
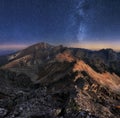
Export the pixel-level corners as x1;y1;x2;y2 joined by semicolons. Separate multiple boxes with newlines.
73;0;101;41
74;0;120;42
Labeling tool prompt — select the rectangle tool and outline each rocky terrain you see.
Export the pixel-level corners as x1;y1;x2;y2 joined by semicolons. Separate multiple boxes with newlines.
0;42;120;118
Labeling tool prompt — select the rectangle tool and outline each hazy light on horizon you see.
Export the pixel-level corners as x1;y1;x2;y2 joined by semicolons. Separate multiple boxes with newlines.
68;41;120;51
0;44;28;50
0;41;120;51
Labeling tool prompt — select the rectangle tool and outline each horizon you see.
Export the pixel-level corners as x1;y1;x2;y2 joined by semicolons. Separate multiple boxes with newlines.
0;41;120;56
1;40;120;51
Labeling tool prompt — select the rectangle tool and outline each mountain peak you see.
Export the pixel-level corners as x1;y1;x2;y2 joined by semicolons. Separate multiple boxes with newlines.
28;42;53;49
99;48;115;53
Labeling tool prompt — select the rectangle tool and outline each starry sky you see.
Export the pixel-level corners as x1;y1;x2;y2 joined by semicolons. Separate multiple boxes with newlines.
0;0;120;51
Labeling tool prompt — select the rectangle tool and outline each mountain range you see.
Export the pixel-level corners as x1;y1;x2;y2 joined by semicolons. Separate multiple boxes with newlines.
0;42;120;118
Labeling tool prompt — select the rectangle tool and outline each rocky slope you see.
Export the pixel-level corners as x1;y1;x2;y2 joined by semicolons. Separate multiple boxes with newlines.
0;42;120;118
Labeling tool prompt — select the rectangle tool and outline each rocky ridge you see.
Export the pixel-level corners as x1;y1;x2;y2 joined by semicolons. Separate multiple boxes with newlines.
0;42;120;118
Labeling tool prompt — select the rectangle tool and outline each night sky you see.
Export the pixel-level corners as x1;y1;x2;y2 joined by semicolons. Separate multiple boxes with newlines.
0;0;120;51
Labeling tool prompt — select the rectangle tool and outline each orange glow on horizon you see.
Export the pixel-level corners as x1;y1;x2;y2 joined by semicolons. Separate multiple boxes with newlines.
0;41;120;51
68;41;120;51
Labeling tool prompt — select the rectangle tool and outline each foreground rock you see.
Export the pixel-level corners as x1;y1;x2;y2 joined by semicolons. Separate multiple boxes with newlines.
0;62;120;118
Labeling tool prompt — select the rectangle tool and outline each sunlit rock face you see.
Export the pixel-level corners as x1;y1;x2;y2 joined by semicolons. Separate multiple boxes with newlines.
0;42;120;118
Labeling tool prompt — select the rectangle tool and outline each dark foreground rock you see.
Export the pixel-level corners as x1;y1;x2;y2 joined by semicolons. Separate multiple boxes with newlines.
0;68;119;118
